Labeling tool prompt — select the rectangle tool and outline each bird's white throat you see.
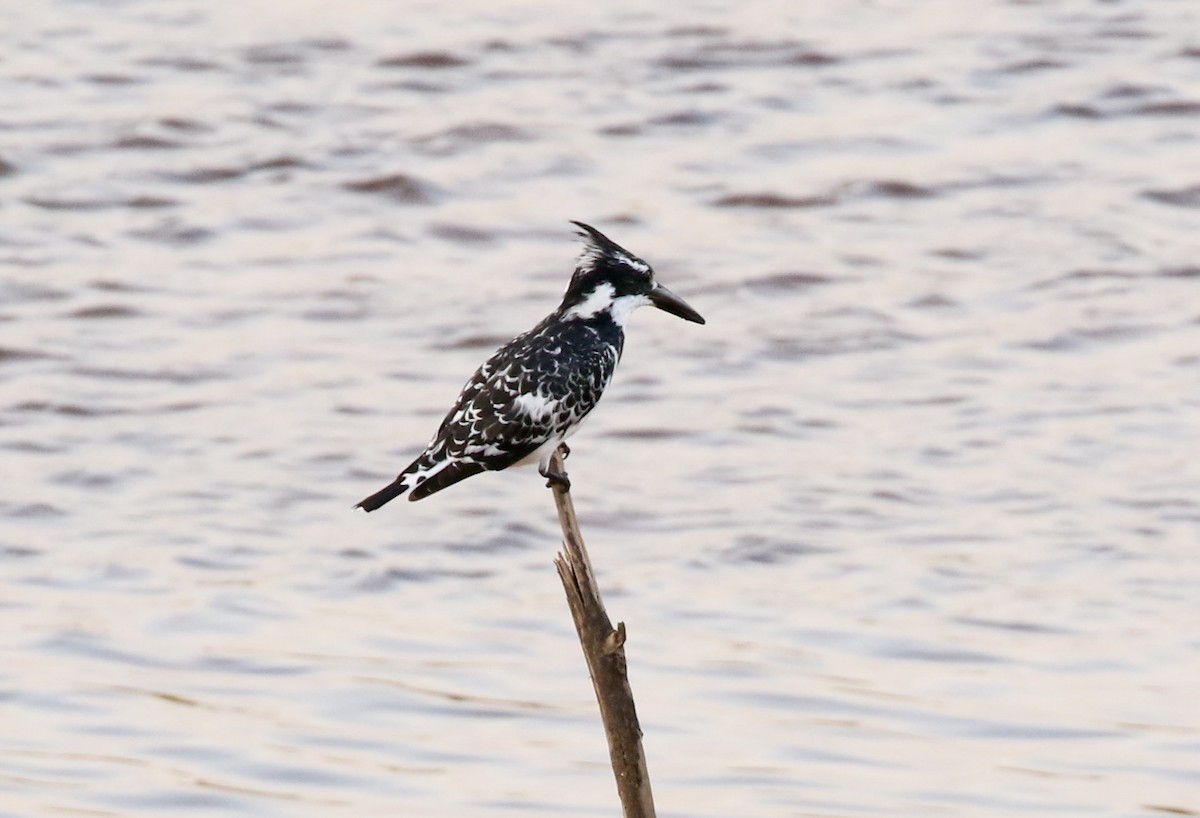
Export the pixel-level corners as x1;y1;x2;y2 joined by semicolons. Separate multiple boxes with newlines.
564;282;650;327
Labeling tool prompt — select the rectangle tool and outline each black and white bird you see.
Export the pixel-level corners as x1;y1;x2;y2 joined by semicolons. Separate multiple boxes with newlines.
355;221;705;510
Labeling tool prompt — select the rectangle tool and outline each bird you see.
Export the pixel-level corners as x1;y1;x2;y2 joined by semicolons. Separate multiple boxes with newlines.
355;221;705;510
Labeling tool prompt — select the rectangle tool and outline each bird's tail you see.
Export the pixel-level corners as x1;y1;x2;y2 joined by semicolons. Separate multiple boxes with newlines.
355;476;410;512
356;455;487;510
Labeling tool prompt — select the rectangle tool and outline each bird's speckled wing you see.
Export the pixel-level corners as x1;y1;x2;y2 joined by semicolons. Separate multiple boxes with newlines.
428;316;623;471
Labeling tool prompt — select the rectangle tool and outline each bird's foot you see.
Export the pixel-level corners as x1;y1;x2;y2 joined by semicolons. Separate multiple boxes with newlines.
557;442;571;460
540;463;571;492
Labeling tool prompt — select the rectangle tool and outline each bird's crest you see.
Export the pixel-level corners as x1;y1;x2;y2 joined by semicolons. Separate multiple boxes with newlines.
571;221;651;277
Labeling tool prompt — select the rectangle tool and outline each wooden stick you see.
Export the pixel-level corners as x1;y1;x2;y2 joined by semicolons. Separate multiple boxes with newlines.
550;445;657;818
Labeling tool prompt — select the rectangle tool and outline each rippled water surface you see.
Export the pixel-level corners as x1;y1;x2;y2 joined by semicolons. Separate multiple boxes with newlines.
3;1;1199;816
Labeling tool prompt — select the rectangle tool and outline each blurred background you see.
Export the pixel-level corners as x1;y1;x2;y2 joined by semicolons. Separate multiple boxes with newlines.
2;1;1198;816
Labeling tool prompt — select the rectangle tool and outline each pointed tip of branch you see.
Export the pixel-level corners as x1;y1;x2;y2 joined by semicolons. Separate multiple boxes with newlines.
603;627;626;654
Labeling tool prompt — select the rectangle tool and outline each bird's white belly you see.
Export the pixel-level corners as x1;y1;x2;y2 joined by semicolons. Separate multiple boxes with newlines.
513;433;569;469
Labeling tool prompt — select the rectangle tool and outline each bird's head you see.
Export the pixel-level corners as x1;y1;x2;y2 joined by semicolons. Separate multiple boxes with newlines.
558;221;705;327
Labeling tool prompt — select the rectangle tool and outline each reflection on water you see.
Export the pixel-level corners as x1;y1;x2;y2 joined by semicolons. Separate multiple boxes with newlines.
2;1;1198;816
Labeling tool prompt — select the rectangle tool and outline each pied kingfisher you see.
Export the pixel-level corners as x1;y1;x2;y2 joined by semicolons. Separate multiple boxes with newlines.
355;221;705;510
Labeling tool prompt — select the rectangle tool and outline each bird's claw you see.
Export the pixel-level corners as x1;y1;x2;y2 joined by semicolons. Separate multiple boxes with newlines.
541;468;571;492
557;442;571;460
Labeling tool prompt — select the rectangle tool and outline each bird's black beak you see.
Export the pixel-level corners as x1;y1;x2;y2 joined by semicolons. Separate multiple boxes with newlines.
648;283;705;324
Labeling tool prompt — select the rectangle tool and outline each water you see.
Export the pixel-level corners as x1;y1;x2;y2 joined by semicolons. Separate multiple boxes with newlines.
2;1;1198;815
